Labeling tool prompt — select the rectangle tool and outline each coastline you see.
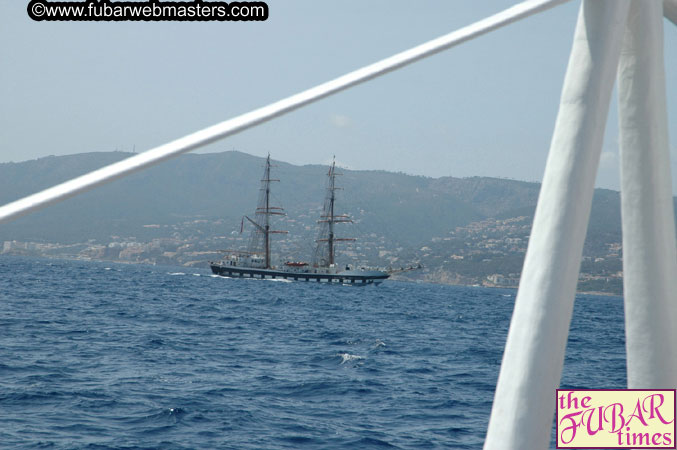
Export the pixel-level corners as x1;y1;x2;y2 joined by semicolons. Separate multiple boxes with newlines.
1;252;622;297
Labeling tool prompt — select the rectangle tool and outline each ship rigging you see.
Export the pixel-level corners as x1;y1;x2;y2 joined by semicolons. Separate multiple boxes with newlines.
210;155;389;284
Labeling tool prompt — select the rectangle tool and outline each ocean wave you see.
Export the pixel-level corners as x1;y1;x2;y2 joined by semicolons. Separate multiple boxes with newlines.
0;256;627;449
371;339;386;349
338;353;365;364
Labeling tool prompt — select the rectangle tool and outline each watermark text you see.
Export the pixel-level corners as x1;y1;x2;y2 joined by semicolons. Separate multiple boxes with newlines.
556;389;676;448
28;0;269;22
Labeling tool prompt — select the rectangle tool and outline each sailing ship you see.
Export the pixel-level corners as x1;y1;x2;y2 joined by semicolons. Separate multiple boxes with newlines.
209;155;390;285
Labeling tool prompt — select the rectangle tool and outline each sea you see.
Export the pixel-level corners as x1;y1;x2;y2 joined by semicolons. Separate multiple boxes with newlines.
0;256;626;449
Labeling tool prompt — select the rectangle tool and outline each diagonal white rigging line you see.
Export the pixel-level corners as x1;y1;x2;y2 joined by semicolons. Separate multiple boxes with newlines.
0;0;570;225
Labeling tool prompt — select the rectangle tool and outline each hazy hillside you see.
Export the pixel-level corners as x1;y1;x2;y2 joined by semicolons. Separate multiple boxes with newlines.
7;150;667;294
0;150;626;248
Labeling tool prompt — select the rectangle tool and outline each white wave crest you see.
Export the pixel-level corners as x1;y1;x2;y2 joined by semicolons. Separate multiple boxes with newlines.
339;353;365;364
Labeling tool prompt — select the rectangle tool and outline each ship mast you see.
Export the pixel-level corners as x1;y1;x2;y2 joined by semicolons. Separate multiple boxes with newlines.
245;154;286;268
314;158;355;267
264;155;272;267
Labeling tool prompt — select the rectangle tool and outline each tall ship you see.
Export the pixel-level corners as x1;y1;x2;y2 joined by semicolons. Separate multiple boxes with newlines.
209;155;390;285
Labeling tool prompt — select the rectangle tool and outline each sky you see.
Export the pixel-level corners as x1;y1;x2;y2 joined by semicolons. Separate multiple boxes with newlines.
1;0;676;192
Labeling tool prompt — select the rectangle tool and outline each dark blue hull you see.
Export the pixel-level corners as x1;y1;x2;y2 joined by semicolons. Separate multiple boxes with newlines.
210;263;389;284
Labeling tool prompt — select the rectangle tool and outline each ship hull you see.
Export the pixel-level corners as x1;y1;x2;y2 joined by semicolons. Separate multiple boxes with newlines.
210;263;389;285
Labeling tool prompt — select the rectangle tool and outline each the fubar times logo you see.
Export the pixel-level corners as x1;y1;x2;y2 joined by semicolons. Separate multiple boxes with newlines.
556;389;676;448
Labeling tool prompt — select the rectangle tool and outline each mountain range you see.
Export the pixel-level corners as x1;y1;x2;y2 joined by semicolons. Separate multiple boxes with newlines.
1;150;664;294
0;150;626;245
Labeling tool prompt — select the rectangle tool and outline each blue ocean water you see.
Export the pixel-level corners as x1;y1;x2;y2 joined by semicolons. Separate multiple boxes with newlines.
1;256;625;449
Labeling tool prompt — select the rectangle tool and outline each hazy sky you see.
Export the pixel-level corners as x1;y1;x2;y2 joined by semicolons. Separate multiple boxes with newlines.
1;1;676;191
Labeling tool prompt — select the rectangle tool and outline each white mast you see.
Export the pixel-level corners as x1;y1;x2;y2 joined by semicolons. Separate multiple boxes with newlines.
485;2;631;448
617;0;677;388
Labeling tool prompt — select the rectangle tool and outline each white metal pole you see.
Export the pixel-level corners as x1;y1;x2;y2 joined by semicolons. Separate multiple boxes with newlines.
484;1;630;449
617;0;677;388
665;0;677;25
